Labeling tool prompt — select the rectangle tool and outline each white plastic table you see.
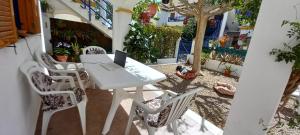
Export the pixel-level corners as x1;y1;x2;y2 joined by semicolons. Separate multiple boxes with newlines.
80;54;166;135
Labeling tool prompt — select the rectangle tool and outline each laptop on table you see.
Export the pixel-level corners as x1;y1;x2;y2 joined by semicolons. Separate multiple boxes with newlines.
100;50;127;71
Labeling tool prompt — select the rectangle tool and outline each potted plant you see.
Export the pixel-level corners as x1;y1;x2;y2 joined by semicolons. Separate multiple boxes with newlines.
147;3;158;17
162;0;169;4
53;48;71;62
40;0;51;13
71;41;81;62
224;65;233;77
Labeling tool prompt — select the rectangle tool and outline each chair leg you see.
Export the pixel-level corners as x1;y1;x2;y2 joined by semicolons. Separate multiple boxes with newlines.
102;89;123;135
147;126;155;135
41;111;54;135
89;79;95;89
144;122;155;135
77;100;87;135
125;108;135;135
171;120;179;135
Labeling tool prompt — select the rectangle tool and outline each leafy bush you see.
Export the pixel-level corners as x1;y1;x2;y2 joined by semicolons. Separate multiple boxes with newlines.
123;22;156;63
145;25;181;58
181;18;197;41
124;22;181;63
201;52;210;65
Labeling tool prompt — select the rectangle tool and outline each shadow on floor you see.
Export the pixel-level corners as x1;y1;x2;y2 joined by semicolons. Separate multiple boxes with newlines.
154;74;202;93
154;73;232;129
35;89;140;135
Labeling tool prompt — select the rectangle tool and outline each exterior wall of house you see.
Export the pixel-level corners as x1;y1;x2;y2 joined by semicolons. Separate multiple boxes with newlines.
157;10;184;26
0;35;42;135
225;10;240;32
224;0;298;134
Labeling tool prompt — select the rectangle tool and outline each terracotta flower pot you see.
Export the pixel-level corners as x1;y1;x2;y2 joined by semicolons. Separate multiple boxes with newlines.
162;0;169;4
224;70;231;77
140;12;151;24
56;55;68;62
148;4;158;17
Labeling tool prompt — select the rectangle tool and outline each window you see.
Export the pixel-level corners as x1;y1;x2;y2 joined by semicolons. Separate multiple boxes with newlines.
0;0;40;48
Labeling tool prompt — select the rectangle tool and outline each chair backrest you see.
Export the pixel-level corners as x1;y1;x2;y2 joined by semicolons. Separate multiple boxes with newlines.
162;89;200;126
82;46;107;55
20;61;53;95
35;50;57;69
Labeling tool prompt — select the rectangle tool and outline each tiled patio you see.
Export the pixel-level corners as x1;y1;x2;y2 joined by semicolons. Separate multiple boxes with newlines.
35;89;140;135
34;85;223;135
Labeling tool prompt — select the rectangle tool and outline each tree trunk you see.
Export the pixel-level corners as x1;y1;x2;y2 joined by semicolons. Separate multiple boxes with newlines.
192;15;208;73
278;69;300;111
283;69;300;98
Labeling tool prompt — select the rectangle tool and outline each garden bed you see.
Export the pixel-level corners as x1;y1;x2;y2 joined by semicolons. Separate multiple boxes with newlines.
150;64;299;134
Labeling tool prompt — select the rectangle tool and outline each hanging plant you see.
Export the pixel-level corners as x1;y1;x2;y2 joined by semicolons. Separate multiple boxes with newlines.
147;3;158;17
132;0;153;21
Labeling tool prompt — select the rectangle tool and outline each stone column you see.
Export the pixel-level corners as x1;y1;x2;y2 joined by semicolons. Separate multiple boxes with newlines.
111;0;139;52
224;0;298;134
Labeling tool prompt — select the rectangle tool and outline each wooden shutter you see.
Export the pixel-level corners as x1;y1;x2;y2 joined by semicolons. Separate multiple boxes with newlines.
18;0;41;34
0;0;18;48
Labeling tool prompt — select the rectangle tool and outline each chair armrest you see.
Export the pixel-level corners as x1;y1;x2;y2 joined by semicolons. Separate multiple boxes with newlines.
56;62;80;69
162;90;177;98
132;100;157;113
40;90;78;105
48;69;84;90
50;76;76;88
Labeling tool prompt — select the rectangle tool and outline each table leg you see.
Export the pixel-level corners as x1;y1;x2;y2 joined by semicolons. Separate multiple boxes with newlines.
135;86;144;102
102;89;124;135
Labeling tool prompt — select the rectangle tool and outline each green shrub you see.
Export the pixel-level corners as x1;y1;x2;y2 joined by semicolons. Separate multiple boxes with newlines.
146;25;181;58
124;23;181;63
181;18;197;41
201;52;210;65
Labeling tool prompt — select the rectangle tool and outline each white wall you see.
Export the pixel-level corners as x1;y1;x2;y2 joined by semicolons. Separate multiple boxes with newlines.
225;10;239;32
47;0;85;22
42;13;52;53
0;35;42;135
224;0;298;134
157;10;169;26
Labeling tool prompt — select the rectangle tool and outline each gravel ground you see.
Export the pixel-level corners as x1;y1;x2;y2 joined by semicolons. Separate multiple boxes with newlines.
150;64;300;134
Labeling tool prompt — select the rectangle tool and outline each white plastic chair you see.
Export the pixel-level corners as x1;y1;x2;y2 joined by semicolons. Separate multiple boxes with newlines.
125;89;200;135
20;61;87;135
82;46;107;55
35;50;90;89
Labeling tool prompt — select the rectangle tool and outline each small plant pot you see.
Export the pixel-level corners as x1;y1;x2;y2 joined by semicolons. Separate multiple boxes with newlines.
148;3;158;17
224;70;231;77
72;0;81;3
56;55;68;62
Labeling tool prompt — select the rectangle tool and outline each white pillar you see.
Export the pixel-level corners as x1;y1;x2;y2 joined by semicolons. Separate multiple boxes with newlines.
111;0;139;53
174;38;181;58
218;12;228;38
41;12;53;53
224;0;298;135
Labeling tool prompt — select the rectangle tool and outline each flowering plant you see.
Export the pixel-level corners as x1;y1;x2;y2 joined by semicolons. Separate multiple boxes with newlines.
234;0;262;26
